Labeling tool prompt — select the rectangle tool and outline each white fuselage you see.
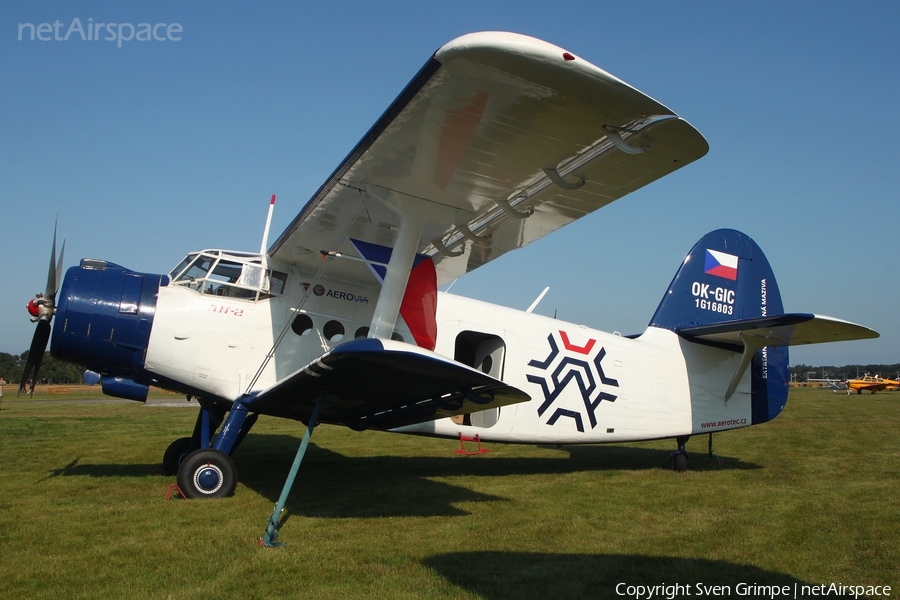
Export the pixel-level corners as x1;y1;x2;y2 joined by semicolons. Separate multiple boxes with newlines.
144;267;752;445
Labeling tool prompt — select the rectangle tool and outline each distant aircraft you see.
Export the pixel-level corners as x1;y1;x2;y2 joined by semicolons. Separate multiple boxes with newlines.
825;381;849;392
20;32;879;545
843;375;898;394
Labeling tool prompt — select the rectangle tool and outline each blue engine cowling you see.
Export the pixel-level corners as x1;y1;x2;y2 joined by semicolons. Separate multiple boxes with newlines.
51;259;164;386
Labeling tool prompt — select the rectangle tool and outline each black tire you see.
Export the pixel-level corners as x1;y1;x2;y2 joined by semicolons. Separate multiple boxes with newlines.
670;452;688;472
176;449;237;499
162;437;193;476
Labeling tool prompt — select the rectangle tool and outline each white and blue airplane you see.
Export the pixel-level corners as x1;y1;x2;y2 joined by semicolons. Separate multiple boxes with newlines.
22;32;877;543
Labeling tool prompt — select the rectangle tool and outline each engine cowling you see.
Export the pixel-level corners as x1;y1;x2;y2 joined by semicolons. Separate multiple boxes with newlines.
51;259;164;383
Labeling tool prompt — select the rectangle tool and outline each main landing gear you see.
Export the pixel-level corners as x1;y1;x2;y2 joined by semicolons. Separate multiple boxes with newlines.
163;398;258;499
177;449;237;498
669;435;689;472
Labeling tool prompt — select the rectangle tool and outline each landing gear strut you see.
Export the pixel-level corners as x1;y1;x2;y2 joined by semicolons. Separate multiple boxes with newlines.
669;435;689;472
165;398;258;498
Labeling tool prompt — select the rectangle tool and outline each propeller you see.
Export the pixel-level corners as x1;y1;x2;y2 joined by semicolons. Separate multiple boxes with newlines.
19;217;65;397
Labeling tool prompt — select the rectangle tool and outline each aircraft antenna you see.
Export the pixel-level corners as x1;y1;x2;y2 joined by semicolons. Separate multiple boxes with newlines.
259;194;276;254
526;286;550;313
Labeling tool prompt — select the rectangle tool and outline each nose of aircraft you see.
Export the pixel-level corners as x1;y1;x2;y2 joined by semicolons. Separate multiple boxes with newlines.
51;259;164;381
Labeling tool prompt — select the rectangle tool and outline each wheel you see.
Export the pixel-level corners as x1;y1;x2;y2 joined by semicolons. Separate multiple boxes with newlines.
670;451;688;472
176;449;237;499
162;437;193;476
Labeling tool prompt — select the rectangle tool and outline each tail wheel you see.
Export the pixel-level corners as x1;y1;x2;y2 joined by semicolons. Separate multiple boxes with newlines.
162;437;193;476
176;449;237;499
670;451;688;472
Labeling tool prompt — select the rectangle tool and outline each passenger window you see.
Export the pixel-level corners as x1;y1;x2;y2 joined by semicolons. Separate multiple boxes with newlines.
269;271;287;295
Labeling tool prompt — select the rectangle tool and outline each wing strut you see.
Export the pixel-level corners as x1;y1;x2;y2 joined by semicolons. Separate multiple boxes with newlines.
366;186;459;340
261;389;326;548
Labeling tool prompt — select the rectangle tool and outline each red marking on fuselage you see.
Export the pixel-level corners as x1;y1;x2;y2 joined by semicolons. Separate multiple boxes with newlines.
559;331;596;355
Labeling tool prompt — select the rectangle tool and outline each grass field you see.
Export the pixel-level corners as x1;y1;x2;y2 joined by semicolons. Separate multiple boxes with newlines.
0;388;897;599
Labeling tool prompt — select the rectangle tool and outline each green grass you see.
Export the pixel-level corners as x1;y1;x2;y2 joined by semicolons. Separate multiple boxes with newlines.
0;388;897;599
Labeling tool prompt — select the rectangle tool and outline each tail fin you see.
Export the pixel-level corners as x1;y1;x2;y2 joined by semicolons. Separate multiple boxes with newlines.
650;229;784;330
649;229;790;423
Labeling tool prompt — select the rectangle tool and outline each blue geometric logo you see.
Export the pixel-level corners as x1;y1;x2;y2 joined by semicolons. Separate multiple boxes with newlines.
526;330;619;432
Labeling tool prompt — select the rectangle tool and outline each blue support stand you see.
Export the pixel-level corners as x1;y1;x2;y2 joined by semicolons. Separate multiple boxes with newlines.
261;390;326;548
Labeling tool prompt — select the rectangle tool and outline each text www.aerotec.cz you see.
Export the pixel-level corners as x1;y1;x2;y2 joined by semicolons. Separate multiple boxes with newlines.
700;419;747;429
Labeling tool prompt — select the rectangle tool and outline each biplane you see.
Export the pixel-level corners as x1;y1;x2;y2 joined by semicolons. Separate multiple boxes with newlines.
21;32;877;545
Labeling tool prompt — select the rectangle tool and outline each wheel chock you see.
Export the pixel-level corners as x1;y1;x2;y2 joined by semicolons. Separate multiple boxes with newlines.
166;483;187;500
455;433;489;455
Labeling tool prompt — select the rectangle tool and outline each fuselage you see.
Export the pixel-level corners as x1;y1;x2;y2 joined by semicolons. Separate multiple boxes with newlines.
117;250;756;445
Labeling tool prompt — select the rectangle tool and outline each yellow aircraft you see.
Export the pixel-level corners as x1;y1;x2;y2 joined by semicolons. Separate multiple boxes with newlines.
845;375;898;394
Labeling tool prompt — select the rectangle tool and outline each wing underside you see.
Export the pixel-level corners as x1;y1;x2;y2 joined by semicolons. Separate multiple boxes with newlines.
243;338;530;430
268;32;709;288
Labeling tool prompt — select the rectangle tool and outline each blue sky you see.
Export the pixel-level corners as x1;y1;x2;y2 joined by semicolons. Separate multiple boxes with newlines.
1;1;897;367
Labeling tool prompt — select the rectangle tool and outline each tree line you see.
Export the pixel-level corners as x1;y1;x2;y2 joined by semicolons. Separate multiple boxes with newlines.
0;351;86;385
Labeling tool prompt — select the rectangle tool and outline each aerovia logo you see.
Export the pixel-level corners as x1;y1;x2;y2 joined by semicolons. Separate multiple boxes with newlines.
527;330;619;432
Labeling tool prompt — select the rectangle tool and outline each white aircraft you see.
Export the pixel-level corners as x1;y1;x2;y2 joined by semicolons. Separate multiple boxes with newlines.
22;32;877;545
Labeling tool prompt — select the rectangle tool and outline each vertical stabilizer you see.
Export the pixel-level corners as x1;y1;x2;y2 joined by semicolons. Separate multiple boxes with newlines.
650;229;790;423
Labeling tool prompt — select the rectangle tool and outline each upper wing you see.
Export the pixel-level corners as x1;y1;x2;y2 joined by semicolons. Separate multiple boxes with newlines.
268;31;709;287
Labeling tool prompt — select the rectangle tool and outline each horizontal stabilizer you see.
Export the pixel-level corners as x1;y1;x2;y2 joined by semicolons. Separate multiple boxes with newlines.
677;314;878;401
677;313;879;349
243;339;530;430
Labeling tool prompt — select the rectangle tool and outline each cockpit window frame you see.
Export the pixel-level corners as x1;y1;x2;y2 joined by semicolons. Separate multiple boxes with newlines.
168;250;288;302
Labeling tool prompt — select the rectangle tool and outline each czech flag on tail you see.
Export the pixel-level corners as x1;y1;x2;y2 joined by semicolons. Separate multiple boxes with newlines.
350;239;438;350
704;249;739;281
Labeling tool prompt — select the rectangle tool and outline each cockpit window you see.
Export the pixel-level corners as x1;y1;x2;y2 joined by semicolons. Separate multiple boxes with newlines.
169;250;288;301
169;253;198;281
181;256;215;283
236;263;265;289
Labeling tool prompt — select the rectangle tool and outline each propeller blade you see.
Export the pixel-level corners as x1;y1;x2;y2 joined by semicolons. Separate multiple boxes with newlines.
18;320;51;397
45;216;59;300
54;238;66;301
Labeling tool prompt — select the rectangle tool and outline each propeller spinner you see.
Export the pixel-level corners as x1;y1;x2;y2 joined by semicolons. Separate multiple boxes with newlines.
20;218;65;396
